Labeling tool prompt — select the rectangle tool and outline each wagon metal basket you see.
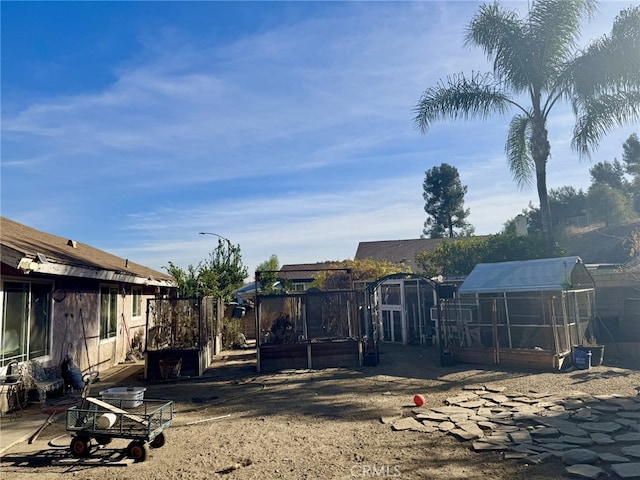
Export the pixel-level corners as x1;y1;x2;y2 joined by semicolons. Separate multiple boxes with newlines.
65;397;173;462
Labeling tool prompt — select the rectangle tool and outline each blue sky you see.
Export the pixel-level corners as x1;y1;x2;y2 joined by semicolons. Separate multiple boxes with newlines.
2;1;638;279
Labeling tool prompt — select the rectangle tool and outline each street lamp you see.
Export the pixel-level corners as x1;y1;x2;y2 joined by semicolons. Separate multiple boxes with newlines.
198;232;231;244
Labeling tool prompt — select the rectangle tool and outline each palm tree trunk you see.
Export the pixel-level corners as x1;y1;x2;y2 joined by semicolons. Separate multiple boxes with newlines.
531;117;553;247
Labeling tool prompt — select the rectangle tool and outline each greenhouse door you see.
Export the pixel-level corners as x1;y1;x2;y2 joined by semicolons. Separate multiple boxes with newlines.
382;309;404;343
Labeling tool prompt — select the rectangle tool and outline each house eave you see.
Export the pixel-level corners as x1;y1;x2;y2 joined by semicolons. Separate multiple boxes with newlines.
16;258;176;287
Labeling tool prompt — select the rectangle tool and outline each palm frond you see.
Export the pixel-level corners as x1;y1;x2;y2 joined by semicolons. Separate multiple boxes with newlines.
568;5;640;100
413;72;512;133
505;114;534;188
572;90;640;157
464;2;531;93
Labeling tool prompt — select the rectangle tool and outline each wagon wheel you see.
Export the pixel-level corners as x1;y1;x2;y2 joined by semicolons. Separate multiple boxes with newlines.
149;432;166;449
126;440;147;462
70;436;91;458
95;435;113;445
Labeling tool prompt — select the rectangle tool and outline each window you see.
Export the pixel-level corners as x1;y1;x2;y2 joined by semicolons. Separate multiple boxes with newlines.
100;286;118;340
132;287;142;317
291;283;306;292
1;281;52;366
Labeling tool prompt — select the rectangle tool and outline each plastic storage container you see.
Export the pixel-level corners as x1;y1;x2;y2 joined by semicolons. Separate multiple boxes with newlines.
573;348;592;370
99;386;146;408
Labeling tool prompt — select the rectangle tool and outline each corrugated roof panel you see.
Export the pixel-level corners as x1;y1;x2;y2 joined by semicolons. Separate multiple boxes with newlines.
458;256;587;294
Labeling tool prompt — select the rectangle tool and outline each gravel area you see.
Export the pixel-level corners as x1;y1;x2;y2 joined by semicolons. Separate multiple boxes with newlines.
1;344;639;479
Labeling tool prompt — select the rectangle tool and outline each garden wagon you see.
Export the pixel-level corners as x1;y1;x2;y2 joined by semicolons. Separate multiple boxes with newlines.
65;396;173;462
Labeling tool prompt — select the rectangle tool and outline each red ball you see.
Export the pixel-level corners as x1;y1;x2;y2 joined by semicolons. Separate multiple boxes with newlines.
413;394;426;407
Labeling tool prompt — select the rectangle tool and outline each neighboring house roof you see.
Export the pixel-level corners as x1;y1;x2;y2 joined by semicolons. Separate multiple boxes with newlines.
458;256;593;294
278;262;337;282
354;238;449;273
0;216;176;287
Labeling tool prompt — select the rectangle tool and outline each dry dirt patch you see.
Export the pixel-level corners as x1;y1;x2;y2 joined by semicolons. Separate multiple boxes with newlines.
1;344;639;480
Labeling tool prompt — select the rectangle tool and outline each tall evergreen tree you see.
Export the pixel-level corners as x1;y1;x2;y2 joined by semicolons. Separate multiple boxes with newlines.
422;163;474;238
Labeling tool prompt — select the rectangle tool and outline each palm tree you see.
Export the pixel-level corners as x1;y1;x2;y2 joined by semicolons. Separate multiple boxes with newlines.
414;0;640;244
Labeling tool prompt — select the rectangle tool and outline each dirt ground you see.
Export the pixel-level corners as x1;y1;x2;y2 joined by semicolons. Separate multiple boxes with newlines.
1;343;640;480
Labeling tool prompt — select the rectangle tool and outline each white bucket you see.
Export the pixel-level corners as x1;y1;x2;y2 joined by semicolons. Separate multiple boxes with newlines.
96;413;117;429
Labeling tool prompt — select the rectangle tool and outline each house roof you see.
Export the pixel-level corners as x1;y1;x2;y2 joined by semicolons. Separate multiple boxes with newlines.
0;217;176;287
278;262;339;282
354;238;449;272
458;256;593;294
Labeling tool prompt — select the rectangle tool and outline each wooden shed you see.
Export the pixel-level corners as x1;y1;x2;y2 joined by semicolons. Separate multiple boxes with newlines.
447;256;595;370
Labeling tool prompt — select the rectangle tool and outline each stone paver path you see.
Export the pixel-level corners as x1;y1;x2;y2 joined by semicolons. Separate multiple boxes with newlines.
388;387;640;479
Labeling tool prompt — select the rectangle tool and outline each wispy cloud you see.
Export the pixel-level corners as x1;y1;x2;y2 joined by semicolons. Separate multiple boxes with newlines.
2;1;638;276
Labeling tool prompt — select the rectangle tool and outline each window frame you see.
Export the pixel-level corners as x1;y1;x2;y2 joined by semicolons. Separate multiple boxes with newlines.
99;285;118;340
1;279;53;367
131;287;142;318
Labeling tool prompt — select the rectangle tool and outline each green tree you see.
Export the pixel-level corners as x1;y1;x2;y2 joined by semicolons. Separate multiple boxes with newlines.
312;258;412;290
256;254;281;295
590;159;626;190
622;133;640;177
422;163;474;238
622;133;640;213
165;239;248;301
414;1;640;247
416;233;564;278
586;183;634;226
507;187;587;233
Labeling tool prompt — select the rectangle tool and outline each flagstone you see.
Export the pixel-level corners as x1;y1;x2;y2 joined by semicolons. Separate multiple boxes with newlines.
611;463;640;478
483;393;509;404
598;453;629;463
457;400;486;409
509;429;532;444
579;422;624;433
511;444;541;454
415;411;449;421
530;427;560;437
493;425;520;433
565;464;605;479
572;408;599;421
391;417;429;432
477;421;498;430
558;426;590;437
484;385;506;393
438;421;455;431
483;434;511;444
538;442;576;451
448;413;470;423
477;407;493;417
523;452;552;464
616;419;640;430
609;399;640;411
558;435;594;446
561;448;599;465
432;406;474;414
472;441;508;451
446;393;479;405
621;445;640;458
590;404;621;413
618;412;640;419
449;428;481;441
590;433;616;445
615;433;640;443
490;418;516;426
462;384;485;391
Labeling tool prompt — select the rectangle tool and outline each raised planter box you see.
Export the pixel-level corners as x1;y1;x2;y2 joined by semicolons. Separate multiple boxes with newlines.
145;348;208;380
